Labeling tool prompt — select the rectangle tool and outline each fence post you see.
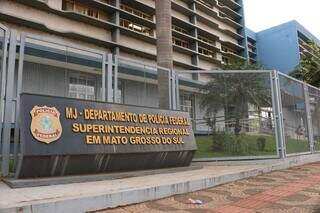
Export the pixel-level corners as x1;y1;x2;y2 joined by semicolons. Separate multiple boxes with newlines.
175;72;180;110
271;70;286;159
304;84;314;153
106;54;113;102
170;69;177;110
113;54;118;103
13;33;25;171
0;25;8;169
1;30;17;176
101;53;106;102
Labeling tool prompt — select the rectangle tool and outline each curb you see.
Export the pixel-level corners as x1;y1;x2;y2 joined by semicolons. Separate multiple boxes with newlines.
1;153;320;213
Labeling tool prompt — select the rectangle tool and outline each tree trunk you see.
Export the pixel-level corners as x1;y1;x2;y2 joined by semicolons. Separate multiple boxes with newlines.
234;117;241;136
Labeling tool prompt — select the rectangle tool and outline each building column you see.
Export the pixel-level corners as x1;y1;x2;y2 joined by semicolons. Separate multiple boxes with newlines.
190;1;199;80
156;0;172;109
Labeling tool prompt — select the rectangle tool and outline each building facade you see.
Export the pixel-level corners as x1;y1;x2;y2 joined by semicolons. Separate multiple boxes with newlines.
0;0;248;73
0;0;250;129
247;21;320;74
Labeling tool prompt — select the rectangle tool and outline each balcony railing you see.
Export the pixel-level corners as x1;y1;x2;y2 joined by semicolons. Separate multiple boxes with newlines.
120;4;153;21
173;36;190;49
62;0;110;21
120;18;154;37
198;35;216;46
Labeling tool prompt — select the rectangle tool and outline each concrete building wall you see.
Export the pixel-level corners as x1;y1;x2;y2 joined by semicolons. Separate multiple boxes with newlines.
0;0;248;123
123;80;158;107
0;0;247;73
198;59;219;70
0;1;111;42
171;10;190;22
173;52;192;65
47;0;62;10
119;35;156;55
197;21;237;44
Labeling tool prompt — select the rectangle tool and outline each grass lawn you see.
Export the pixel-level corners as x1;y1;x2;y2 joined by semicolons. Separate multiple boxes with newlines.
194;134;311;159
313;141;320;152
285;137;310;154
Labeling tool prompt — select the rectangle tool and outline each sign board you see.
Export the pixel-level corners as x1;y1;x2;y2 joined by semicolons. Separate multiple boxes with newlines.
16;93;197;178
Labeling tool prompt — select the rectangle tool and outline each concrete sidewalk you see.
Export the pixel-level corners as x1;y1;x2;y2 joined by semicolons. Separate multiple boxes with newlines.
1;154;320;213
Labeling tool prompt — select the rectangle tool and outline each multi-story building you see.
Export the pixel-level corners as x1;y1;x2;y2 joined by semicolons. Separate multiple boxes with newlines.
0;0;248;72
245;28;257;64
246;21;320;74
0;0;249;126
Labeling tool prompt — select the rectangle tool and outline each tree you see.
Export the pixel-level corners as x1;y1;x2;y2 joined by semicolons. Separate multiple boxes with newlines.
222;57;262;70
290;41;320;87
200;58;270;136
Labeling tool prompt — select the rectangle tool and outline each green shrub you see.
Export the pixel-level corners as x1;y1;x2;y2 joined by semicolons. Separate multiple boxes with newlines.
257;137;266;151
211;132;225;152
211;131;233;152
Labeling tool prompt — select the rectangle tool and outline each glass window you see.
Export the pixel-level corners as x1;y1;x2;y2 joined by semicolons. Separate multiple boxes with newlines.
120;18;153;36
68;74;96;100
112;80;124;103
180;93;195;119
222;56;229;64
198;35;215;46
198;46;214;58
62;0;108;21
172;37;189;49
172;25;188;35
120;4;153;21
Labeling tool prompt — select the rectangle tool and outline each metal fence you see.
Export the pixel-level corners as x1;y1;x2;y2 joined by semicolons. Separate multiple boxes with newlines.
176;70;320;160
0;27;320;177
177;71;279;160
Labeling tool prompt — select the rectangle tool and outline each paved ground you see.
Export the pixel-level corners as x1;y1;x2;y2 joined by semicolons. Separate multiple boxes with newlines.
97;162;320;213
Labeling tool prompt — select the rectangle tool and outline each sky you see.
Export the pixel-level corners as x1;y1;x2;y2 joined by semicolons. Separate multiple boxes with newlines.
243;0;320;39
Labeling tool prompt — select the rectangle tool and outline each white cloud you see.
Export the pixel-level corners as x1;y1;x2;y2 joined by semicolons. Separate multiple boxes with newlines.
243;0;320;38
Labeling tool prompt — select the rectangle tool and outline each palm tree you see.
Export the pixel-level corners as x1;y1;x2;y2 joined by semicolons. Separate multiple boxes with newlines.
290;41;320;87
200;58;271;136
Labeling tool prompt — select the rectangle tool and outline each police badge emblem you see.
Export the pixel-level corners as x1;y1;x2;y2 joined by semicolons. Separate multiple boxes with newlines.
30;106;62;144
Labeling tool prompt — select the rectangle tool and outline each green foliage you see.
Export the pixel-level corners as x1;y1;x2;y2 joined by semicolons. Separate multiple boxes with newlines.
200;59;271;136
290;41;320;87
194;134;310;159
211;131;232;152
257;136;266;151
222;58;262;70
285;137;309;154
211;132;268;155
9;159;14;173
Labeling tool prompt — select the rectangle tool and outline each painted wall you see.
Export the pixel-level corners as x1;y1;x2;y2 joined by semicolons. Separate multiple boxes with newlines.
256;21;300;74
251;21;320;74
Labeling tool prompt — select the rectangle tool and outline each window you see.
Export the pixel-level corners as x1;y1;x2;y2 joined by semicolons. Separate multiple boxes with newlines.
198;0;213;8
172;37;189;48
63;0;74;10
69;75;96;100
120;18;153;36
97;0;113;5
62;0;108;21
219;11;237;22
120;4;153;21
180;93;195;119
112;80;124;103
198;46;214;57
198;36;215;45
221;46;237;54
222;56;229;65
172;25;188;35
